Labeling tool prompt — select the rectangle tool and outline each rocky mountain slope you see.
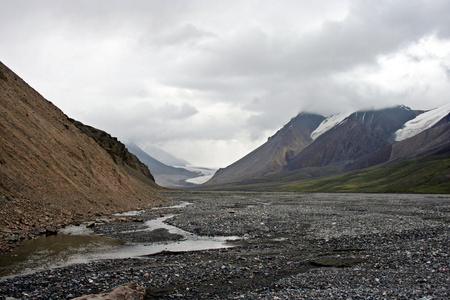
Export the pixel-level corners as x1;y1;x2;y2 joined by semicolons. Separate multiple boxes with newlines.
285;106;418;171
126;143;200;188
0;62;164;252
70;122;156;186
205;104;449;189
207;113;324;184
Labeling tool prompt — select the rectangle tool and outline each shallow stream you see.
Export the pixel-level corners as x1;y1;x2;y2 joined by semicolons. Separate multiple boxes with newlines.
0;203;239;279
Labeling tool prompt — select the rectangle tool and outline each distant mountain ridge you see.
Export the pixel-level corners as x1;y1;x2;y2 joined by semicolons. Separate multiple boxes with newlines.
205;104;450;190
126;143;200;188
142;144;190;167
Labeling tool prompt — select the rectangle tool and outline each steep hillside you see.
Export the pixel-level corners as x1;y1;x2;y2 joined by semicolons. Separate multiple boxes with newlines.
286;118;388;170
126;143;199;188
71;121;156;186
206;113;324;185
0;62;164;252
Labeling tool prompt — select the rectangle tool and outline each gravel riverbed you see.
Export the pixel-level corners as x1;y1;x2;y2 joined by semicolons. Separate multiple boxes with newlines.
0;191;449;299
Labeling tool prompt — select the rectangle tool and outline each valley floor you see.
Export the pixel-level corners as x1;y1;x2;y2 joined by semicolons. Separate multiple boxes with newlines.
0;192;449;299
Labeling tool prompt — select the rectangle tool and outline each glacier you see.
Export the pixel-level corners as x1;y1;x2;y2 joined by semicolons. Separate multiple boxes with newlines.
184;165;217;185
395;103;450;141
310;111;353;140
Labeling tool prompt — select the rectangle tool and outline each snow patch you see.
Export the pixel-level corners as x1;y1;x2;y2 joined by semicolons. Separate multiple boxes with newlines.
186;174;215;184
310;111;353;140
183;165;217;184
395;103;450;141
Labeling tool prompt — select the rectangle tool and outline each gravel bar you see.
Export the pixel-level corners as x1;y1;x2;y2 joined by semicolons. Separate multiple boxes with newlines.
0;191;448;299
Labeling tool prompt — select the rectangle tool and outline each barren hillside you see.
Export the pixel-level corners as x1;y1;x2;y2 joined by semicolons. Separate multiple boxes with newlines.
0;62;165;252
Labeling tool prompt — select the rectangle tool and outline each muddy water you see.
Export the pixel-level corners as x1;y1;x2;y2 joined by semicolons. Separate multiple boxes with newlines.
0;208;239;279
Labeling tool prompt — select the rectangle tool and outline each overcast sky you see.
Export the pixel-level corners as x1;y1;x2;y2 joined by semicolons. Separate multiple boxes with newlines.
1;0;449;168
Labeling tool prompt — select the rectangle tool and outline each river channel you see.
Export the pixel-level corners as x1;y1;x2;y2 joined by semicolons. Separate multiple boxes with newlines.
0;201;240;279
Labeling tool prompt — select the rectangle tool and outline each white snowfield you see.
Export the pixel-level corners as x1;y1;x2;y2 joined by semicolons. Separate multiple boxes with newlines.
310;111;353;140
395;103;450;142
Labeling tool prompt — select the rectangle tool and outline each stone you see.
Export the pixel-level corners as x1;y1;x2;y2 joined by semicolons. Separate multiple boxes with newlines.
86;222;96;228
45;226;57;236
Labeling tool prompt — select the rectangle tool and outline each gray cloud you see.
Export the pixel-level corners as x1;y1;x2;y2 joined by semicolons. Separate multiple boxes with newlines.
150;24;216;47
1;0;449;167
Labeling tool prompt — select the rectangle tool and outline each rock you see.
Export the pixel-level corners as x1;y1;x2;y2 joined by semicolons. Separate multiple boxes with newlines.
86;222;96;228
45;226;57;236
73;282;146;300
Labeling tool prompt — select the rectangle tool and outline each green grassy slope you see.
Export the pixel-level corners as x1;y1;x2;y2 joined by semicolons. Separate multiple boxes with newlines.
202;153;450;194
278;153;450;193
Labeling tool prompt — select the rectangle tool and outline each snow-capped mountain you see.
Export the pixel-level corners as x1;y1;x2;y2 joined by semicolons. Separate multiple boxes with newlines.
205;104;449;186
395;103;450;141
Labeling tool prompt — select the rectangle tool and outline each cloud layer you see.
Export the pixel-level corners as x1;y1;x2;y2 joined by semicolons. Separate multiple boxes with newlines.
1;0;449;167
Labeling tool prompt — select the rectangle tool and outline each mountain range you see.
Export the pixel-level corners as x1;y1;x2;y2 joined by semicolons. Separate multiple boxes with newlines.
204;104;450;193
126;143;201;188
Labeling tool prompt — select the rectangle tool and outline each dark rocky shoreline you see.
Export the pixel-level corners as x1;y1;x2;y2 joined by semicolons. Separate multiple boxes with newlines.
1;192;449;299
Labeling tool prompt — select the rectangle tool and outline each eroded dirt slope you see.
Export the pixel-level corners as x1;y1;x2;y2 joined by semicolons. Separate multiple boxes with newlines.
0;62;165;252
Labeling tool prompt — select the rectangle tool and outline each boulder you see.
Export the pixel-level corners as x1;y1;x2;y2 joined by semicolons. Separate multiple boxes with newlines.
45;226;58;236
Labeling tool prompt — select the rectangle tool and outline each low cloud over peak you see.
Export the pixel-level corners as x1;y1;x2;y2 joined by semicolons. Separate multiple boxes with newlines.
1;0;449;168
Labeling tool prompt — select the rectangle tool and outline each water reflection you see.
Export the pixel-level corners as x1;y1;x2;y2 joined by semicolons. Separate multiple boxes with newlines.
1;208;240;279
0;232;123;278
